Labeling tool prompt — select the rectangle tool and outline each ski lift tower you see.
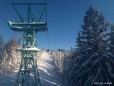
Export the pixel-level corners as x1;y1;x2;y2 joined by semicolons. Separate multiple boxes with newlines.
8;1;47;86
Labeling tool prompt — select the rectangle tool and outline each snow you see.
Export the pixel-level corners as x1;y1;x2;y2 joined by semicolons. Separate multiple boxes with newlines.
16;47;40;52
0;51;67;86
0;72;17;86
38;51;67;86
8;21;46;24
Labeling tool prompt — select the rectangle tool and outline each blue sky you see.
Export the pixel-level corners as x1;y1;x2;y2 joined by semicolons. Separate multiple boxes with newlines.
0;0;114;50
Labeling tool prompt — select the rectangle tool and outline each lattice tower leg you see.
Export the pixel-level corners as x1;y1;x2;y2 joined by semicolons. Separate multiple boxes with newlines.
15;30;41;86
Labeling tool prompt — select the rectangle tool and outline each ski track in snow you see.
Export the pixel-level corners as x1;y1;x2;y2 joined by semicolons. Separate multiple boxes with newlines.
0;51;66;86
38;51;66;86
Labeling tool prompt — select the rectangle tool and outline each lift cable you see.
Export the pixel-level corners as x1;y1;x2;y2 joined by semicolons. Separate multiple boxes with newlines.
38;3;46;22
45;0;50;51
30;6;35;22
12;4;24;22
0;15;7;22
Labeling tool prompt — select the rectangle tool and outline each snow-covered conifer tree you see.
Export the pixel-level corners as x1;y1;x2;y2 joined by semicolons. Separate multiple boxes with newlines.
108;25;114;54
2;38;21;73
0;35;4;59
66;6;114;86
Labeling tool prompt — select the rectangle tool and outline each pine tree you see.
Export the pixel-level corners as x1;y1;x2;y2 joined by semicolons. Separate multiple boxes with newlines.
2;38;21;73
66;6;114;86
0;35;4;59
108;25;114;54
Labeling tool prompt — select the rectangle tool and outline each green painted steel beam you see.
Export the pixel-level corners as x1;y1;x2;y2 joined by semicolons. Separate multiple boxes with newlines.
8;21;48;32
8;1;48;86
12;4;24;22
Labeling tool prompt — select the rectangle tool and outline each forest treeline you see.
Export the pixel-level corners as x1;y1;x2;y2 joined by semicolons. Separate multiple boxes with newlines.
0;37;21;74
52;6;114;86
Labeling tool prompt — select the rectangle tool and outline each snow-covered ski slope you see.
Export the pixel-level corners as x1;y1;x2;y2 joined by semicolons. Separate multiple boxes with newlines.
0;51;66;86
38;51;66;86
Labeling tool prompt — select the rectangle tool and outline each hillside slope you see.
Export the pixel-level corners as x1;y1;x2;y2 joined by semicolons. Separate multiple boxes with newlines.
0;51;66;86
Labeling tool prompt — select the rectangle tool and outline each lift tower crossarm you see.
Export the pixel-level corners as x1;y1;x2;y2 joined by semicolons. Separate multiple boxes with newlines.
8;1;48;86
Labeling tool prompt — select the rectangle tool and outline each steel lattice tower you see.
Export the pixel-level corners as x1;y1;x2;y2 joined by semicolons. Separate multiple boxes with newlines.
8;1;47;86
